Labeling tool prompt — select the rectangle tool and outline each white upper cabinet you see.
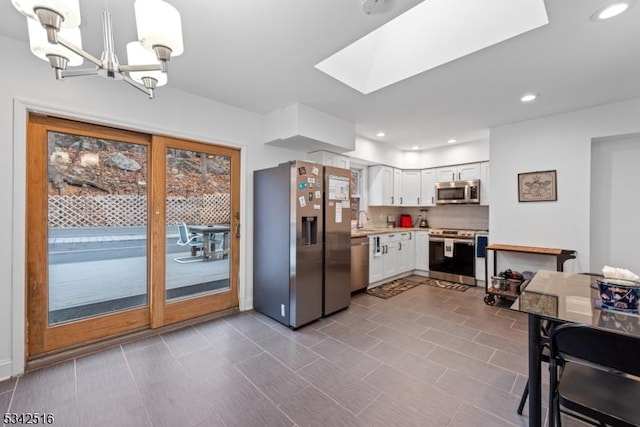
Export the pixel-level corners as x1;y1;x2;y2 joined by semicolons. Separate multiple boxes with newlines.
307;151;350;169
400;170;420;206
436;163;481;182
369;165;394;205
370;162;486;205
369;165;403;205
458;163;481;181
436;166;457;182
480;161;490;206
420;168;436;206
393;168;402;205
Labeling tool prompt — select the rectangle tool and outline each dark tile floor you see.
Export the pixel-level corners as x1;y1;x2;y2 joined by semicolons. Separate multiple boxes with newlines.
0;283;588;427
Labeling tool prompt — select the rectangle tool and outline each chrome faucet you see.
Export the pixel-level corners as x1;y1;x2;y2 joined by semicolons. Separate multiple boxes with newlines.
356;210;370;229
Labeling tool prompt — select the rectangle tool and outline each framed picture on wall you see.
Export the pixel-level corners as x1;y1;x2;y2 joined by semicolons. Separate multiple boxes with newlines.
518;170;557;202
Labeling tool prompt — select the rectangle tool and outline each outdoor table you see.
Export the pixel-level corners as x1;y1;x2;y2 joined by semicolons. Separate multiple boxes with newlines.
188;224;230;260
510;270;640;426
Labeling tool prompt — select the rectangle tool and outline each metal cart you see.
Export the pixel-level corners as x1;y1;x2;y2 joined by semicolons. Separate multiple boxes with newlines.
483;244;577;306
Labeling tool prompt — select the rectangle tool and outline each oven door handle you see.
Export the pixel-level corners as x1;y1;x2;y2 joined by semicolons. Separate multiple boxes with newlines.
429;237;475;245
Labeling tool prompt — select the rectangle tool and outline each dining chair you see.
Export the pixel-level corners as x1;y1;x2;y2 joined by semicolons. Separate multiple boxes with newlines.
517;272;605;415
548;323;640;427
516;319;556;415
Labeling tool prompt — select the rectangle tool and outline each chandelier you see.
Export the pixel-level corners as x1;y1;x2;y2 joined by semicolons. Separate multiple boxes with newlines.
11;0;184;99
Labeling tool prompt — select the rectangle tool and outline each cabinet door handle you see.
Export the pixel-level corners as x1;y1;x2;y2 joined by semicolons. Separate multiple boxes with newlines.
399;242;402;251
417;197;420;205
432;196;434;204
391;196;394;204
400;197;403;204
452;173;455;181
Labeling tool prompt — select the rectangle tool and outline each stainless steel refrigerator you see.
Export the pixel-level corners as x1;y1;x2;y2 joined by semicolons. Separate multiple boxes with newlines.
253;161;351;328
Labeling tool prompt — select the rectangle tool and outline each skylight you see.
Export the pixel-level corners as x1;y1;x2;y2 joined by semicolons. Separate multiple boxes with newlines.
315;0;549;94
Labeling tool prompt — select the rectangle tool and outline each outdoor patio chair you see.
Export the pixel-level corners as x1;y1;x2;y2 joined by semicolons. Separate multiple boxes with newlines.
174;223;205;264
211;232;228;259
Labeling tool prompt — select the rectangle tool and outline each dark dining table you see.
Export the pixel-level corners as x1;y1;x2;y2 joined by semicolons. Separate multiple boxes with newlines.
187;224;230;261
510;270;640;427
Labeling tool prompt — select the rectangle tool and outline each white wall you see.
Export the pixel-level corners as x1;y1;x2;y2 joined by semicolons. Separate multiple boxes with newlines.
490;97;640;275
590;134;640;274
345;136;403;167
0;35;299;378
419;139;489;168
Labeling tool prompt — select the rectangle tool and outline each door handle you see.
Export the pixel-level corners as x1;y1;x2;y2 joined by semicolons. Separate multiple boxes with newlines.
400;197;403;204
399;242;402;251
417;197;419;205
235;223;240;238
391;196;394;204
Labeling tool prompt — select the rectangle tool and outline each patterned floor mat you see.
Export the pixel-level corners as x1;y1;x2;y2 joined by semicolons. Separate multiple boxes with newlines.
420;278;470;292
365;279;419;299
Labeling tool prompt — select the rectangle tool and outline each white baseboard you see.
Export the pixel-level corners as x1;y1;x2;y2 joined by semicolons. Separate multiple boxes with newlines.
241;298;253;311
0;359;12;381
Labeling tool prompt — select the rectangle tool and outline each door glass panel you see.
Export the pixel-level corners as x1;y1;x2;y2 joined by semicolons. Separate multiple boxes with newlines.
47;132;148;325
165;148;231;301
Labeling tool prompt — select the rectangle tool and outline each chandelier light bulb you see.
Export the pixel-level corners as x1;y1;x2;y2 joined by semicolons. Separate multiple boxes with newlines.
12;0;81;28
135;0;184;57
127;41;167;87
27;17;83;66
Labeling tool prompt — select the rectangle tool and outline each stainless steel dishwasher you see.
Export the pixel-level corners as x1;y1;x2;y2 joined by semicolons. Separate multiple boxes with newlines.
350;237;369;292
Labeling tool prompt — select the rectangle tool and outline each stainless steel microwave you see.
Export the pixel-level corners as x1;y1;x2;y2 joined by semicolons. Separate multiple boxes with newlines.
435;180;480;204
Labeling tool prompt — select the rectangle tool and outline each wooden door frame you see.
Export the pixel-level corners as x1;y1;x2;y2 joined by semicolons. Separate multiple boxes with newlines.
26;115;152;356
150;135;241;327
26;114;241;358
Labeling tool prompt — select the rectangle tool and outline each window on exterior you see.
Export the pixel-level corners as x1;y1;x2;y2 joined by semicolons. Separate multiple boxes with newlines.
350;168;362;221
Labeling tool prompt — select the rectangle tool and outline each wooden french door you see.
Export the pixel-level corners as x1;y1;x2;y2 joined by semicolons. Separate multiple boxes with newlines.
26;114;240;358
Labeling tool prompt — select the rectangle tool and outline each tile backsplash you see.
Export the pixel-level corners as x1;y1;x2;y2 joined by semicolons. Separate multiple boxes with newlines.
365;205;489;230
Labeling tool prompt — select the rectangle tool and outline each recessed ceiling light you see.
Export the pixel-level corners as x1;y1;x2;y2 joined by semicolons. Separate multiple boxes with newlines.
521;93;537;102
376;132;386;137
591;1;633;21
447;139;457;144
411;146;419;150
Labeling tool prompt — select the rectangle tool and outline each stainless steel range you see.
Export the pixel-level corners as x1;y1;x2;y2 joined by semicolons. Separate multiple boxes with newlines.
428;229;477;286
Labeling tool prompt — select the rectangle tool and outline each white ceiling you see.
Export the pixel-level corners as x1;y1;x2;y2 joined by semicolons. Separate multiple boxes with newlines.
1;0;639;150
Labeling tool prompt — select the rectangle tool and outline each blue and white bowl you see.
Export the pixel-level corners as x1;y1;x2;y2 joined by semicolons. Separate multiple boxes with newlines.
597;278;640;313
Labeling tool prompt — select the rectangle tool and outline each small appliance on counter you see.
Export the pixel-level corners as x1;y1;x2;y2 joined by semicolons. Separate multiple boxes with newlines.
399;214;412;228
386;214;396;228
418;210;429;228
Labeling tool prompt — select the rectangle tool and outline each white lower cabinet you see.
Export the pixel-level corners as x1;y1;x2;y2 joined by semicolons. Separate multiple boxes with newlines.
415;231;429;271
369;231;415;285
369;235;384;283
396;231;414;273
382;240;399;278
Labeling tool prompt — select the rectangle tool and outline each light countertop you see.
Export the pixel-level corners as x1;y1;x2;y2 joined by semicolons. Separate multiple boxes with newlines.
350;227;429;238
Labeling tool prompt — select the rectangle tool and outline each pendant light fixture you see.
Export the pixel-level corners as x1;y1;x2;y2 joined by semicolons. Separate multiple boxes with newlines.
12;0;184;99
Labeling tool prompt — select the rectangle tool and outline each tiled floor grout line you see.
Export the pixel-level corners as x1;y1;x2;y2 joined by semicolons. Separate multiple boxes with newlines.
118;344;158;427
